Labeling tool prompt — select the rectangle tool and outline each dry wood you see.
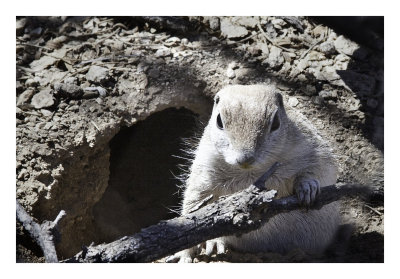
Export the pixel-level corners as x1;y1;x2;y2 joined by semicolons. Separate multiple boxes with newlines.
63;163;376;263
16;200;66;263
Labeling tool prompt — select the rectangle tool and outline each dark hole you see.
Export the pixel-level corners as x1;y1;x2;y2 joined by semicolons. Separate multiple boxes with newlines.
92;107;198;243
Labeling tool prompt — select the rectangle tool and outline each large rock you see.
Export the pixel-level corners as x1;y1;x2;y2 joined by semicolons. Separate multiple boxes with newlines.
155;47;172;57
29;48;68;72
86;65;109;83
17;89;35;107
318;41;336;55
209;17;220;30
29;55;57;72
54;83;83;99
16;18;27;35
226;68;236;79
267;46;284;69
233;16;258;28
220;18;248;39
31;88;55;109
297;55;310;72
287;97;299;107
334;35;368;60
316;66;342;82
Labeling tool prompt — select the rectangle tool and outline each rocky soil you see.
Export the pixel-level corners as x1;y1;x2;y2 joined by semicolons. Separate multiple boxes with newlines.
16;16;383;263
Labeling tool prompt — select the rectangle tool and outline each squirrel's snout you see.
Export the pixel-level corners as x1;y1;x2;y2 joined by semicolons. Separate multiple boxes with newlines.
236;153;256;169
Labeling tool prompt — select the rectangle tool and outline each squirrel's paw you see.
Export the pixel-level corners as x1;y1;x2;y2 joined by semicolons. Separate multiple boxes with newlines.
295;178;320;207
205;239;226;256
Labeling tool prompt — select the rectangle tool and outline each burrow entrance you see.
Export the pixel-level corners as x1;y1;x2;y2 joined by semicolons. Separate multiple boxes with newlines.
92;107;199;244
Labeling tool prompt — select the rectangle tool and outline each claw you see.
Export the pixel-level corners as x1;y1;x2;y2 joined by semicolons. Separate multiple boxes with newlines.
205;239;226;256
216;241;226;254
205;241;215;256
165;254;179;263
309;179;319;205
295;178;320;207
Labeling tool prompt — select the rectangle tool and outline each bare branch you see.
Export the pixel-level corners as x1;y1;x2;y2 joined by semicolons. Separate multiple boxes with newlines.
63;181;376;263
16;200;66;263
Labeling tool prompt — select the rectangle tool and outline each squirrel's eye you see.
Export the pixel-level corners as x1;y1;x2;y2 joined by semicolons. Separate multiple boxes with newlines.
216;113;224;130
215;95;220;104
271;113;280;132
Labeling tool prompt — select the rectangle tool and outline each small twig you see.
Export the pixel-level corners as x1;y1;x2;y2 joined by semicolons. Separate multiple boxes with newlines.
256;21;274;45
227;33;259;46
238;33;259;43
257;18;291;52
299;33;325;59
91;120;100;132
17;110;41;117
53;210;67;225
116;37;170;48
39;50;74;65
17;42;53;51
16;65;35;73
17;41;74;65
112;22;128;30
59;65;91;83
363;204;382;216
77;56;113;65
76;52;141;66
67;31;108;39
95;28;121;46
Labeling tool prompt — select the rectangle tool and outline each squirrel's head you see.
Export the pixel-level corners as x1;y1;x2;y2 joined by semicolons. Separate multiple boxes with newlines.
209;84;288;170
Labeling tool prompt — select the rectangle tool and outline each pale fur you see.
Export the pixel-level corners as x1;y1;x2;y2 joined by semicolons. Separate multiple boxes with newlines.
180;84;339;255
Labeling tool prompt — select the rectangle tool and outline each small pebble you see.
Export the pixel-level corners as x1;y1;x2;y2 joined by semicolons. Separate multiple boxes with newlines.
226;68;236;79
288;97;299;107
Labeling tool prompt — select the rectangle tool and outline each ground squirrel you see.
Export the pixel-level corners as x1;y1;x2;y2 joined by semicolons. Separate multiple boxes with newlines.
167;84;340;262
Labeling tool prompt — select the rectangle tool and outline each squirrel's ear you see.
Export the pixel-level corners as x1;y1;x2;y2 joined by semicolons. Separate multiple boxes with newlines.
276;92;283;107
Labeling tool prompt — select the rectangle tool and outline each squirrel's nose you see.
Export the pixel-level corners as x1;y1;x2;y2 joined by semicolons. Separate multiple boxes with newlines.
236;153;255;168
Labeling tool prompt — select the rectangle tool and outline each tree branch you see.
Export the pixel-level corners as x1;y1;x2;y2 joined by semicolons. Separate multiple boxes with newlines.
16;200;66;263
63;180;377;263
